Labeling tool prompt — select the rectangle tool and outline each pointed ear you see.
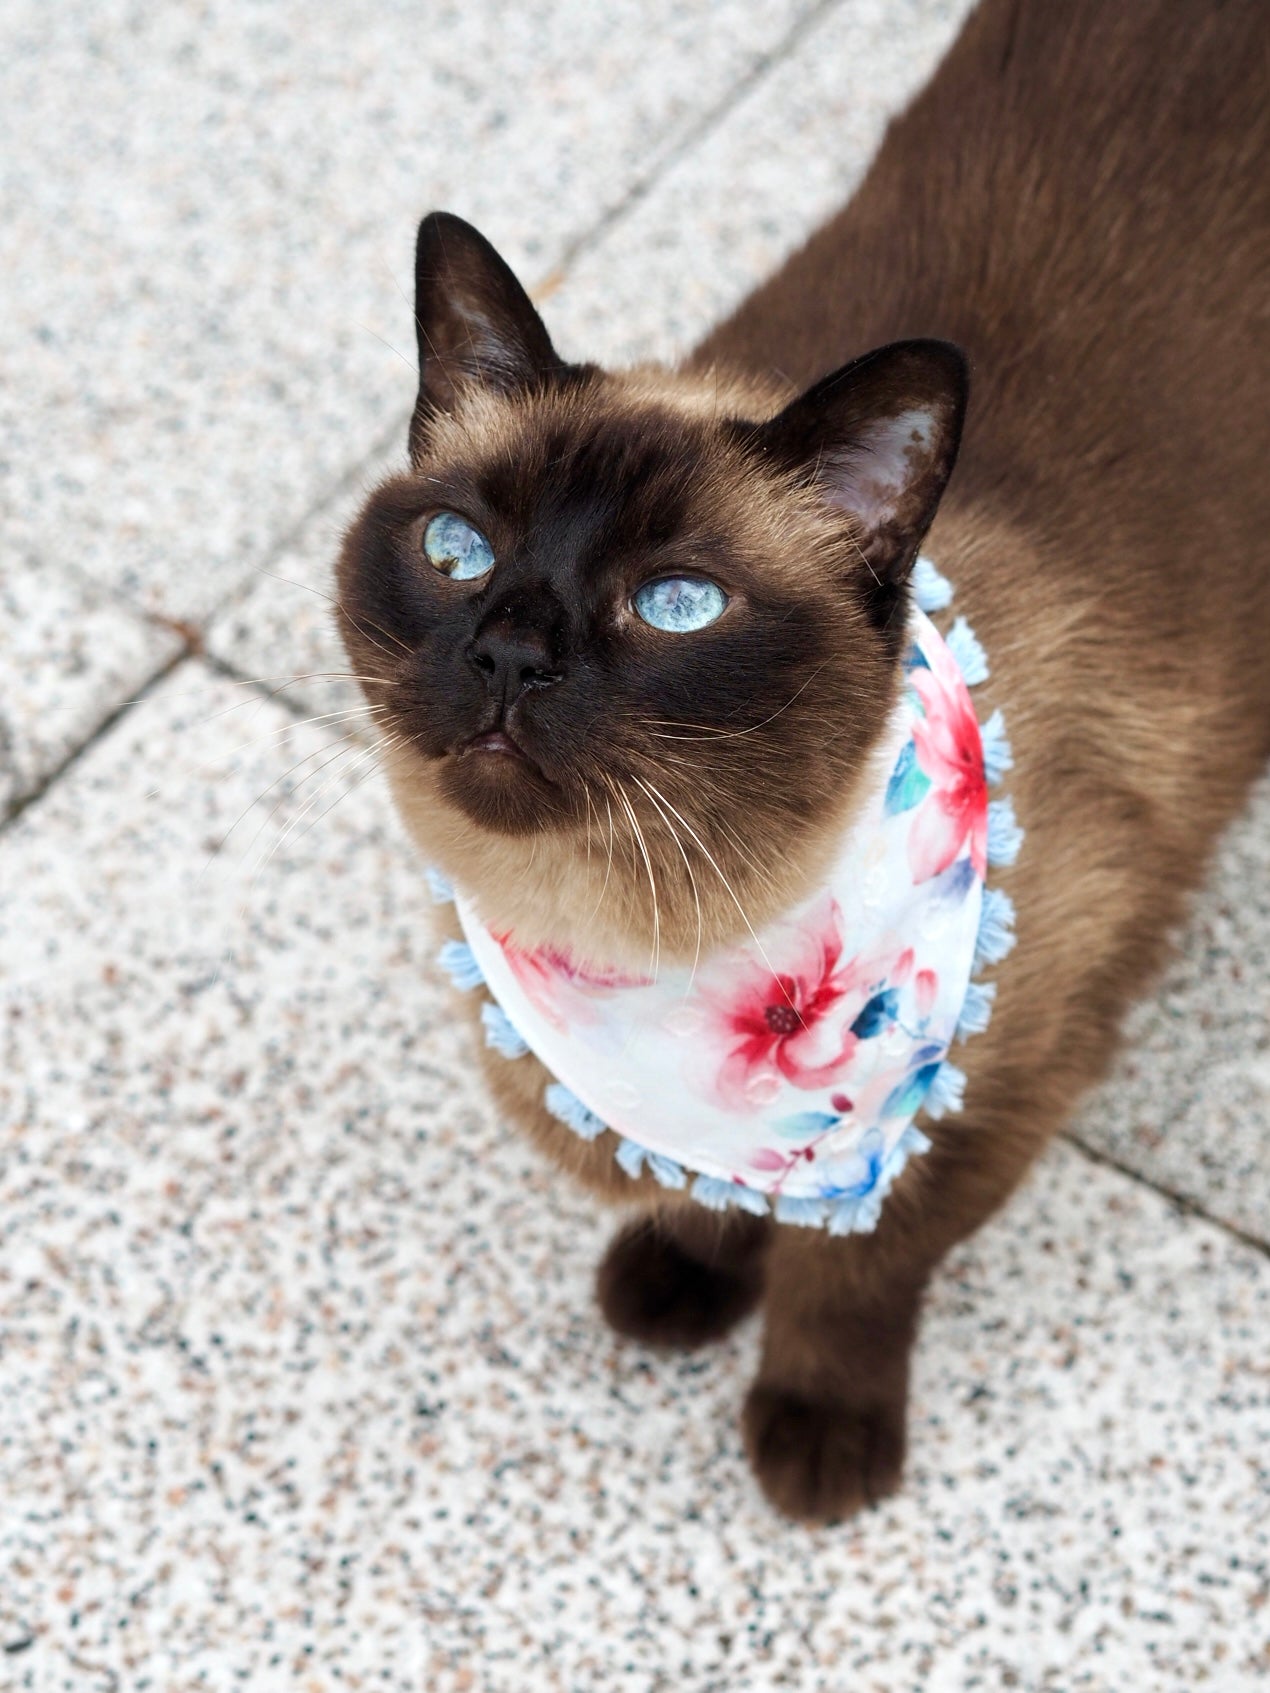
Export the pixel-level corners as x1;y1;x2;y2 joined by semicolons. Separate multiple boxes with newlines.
409;212;567;457
751;339;967;621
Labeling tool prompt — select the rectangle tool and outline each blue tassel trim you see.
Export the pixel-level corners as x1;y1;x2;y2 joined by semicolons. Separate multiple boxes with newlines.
481;1001;529;1059
945;616;989;686
694;1174;770;1216
955;979;997;1041
648;1153;687;1191
773;1193;829;1228
974;886;1017;970
544;1082;607;1141
924;1060;966;1120
437;939;485;992
614;1137;646;1180
987;797;1024;867
979;709;1013;785
692;1174;742;1212
912;554;954;613
929;593;1020;1117
828;1192;882;1236
615;1137;687;1190
826;1125;932;1236
424;865;455;905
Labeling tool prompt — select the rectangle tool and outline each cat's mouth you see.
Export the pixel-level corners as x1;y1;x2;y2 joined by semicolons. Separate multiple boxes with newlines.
457;723;547;773
436;716;567;836
464;727;519;757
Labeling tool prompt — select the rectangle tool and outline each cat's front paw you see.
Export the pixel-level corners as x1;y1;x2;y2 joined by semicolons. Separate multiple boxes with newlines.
597;1216;766;1349
742;1382;906;1523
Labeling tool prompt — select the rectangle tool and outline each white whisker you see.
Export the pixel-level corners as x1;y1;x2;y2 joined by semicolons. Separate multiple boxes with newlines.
207;734;364;886
638;663;831;741
633;776;703;993
638;777;792;1009
610;778;660;983
254;565;411;665
142;703;389;802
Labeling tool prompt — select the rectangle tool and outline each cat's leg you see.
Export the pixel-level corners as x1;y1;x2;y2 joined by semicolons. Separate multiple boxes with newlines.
597;1204;772;1349
743;1121;1041;1522
743;1231;920;1521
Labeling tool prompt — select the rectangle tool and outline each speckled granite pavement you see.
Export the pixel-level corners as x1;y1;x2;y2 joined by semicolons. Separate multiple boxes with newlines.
3;3;1268;1690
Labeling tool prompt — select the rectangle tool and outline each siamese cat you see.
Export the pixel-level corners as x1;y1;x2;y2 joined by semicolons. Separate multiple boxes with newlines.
337;0;1269;1519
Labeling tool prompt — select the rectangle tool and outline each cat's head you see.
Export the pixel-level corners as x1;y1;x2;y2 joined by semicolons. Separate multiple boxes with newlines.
337;213;966;967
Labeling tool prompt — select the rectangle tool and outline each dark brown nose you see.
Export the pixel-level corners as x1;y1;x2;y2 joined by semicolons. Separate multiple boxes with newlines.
468;620;562;703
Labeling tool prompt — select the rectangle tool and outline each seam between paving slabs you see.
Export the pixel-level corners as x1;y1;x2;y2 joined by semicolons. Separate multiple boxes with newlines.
0;645;192;835
535;0;851;290
1062;1133;1270;1262
0;414;409;836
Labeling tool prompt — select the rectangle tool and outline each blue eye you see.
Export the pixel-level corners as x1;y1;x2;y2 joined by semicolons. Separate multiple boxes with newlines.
633;576;728;633
423;512;495;580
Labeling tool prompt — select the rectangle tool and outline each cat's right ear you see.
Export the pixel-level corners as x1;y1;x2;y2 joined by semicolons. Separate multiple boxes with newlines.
409;212;567;457
741;339;968;636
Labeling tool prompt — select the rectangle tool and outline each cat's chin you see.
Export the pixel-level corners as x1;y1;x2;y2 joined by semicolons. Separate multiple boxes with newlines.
436;735;567;838
383;752;857;977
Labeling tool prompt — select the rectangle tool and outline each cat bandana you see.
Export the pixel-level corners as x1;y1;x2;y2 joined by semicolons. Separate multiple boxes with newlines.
433;558;1021;1234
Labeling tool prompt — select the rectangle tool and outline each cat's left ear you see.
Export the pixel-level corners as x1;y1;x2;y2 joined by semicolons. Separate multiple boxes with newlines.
749;338;968;616
409;211;569;457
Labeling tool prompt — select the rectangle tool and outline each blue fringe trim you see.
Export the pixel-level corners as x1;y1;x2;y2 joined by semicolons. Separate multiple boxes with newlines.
987;797;1024;867
544;1082;607;1141
902;1125;934;1159
946;616;989;686
481;1001;529;1059
927;593;1019;1106
924;1060;966;1120
927;1056;961;1124
692;1174;741;1212
773;1194;829;1228
979;709;1013;785
974;886;1018;970
826;1124;932;1236
424;865;455;905
693;1175;770;1216
614;1137;645;1180
436;939;485;992
649;1153;687;1191
615;1137;686;1190
912;554;954;613
955;979;997;1041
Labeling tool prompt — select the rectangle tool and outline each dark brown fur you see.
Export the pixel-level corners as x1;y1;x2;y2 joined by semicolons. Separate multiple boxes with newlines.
339;0;1270;1522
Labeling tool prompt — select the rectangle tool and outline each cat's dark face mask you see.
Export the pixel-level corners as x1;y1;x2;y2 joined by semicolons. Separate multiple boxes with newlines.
335;212;965;956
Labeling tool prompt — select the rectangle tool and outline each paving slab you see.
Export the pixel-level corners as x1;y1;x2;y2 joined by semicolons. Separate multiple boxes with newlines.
0;555;181;820
1;0;824;624
2;666;1267;1692
1071;767;1270;1246
544;0;976;366
205;435;407;738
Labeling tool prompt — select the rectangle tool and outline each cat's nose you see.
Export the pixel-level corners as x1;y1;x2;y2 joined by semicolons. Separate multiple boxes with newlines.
468;620;563;703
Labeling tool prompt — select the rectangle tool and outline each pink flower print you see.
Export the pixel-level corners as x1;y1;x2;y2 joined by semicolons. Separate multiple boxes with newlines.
907;639;987;882
492;931;648;1034
703;898;862;1109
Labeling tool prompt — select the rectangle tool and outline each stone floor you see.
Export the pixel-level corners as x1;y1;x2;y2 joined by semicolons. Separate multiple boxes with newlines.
2;3;1267;1689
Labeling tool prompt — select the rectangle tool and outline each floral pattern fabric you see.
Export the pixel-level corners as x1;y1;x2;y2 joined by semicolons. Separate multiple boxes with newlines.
452;604;1000;1230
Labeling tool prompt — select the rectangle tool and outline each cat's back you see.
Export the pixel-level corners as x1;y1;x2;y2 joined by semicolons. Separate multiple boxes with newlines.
695;0;1270;612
